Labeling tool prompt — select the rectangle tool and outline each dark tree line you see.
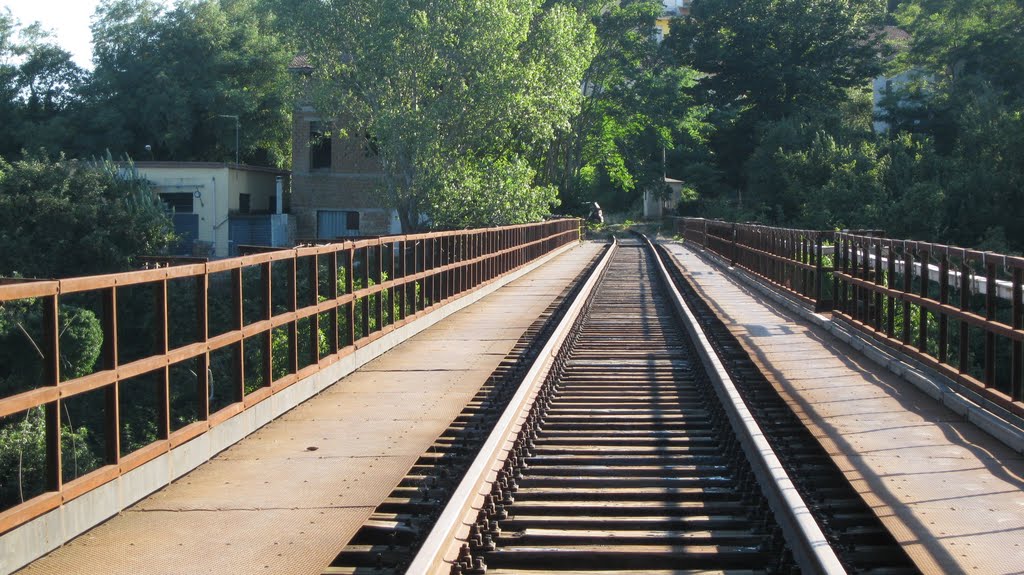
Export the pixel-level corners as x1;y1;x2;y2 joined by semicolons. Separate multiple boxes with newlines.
665;0;1024;253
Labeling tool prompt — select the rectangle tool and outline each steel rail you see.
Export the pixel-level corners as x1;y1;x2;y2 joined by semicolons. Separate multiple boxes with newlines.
405;239;618;574
641;233;846;574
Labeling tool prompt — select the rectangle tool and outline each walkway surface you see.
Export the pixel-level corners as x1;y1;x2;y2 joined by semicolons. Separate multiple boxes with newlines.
20;242;603;575
663;240;1024;575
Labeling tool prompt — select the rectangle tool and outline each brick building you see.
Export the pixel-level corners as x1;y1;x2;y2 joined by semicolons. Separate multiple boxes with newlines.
289;57;401;240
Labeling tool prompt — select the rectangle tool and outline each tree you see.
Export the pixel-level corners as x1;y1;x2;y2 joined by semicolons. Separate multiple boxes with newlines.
895;0;1023;92
0;13;87;159
537;1;705;215
0;154;175;278
84;0;296;167
269;0;596;230
672;0;886;193
881;0;1024;251
677;0;885;121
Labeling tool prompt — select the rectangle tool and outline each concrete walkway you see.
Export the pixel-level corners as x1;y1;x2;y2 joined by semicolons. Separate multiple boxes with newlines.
663;241;1024;575
20;243;603;575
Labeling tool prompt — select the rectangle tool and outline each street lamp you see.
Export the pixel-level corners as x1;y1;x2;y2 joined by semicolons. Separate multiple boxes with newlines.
218;114;240;165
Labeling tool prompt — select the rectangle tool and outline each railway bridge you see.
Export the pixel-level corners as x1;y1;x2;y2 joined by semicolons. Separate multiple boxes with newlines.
0;218;1022;574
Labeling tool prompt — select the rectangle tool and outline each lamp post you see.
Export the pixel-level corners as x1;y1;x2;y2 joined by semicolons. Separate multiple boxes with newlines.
218;114;240;164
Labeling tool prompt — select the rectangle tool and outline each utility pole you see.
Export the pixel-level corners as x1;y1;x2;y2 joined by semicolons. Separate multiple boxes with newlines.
218;115;240;164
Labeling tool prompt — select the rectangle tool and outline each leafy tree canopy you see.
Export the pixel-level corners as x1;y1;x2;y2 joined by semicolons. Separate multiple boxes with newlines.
675;0;885;121
542;1;705;215
270;0;596;230
84;0;297;167
0;11;86;159
0;154;175;278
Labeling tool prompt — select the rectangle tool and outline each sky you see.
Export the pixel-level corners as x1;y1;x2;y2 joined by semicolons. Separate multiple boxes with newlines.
2;0;175;69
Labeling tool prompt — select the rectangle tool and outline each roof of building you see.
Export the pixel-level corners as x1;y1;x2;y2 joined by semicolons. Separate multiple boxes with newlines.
289;54;313;71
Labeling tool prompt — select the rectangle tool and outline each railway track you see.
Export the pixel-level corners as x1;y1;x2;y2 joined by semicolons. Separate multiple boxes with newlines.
333;236;920;574
325;246;609;574
408;237;855;574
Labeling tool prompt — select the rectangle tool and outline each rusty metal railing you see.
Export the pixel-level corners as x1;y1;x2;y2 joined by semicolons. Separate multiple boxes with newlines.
668;216;1024;419
832;232;1024;414
0;219;580;535
670;217;835;310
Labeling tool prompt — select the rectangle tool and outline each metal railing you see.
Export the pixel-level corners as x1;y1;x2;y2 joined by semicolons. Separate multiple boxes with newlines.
833;232;1024;413
669;217;834;310
0;219;581;535
668;216;1024;419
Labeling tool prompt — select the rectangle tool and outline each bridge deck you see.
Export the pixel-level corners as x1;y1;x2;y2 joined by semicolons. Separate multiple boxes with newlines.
664;240;1024;575
19;242;603;575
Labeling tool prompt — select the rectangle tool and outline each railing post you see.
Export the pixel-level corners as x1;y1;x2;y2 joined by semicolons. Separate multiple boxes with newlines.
261;261;272;388
938;251;949;363
156;279;170;440
287;258;299;376
874;242;884;331
815;235;825;311
103;287;120;464
309;255;321;358
1012;266;1022;401
886;244;897;338
959;252;970;373
376;241;384;331
730;223;738;267
984;259;997;387
327;251;339;354
901;247;912;345
43;294;62;492
918;247;929;354
837;235;848;315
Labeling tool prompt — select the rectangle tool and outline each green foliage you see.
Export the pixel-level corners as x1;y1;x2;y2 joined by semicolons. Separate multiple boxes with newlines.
270;0;596;229
549;1;705;215
0;153;175;278
672;0;886;196
426;155;559;228
895;0;1023;93
714;0;1024;252
0;406;100;510
1;1;294;166
0;13;86;159
676;0;885;122
85;0;296;167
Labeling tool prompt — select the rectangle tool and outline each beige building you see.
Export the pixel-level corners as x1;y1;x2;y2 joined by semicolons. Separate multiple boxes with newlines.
643;177;685;219
289;57;401;239
133;162;290;258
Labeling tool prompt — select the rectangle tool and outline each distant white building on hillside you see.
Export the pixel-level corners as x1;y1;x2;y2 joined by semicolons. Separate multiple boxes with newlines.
872;26;918;133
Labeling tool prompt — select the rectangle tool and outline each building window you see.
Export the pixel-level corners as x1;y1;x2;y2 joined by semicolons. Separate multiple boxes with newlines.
317;210;360;239
239;193;251;214
160;192;194;213
310;121;331;170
